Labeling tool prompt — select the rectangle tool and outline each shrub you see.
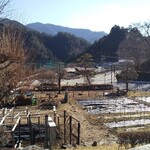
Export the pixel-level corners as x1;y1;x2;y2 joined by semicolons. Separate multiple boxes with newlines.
117;131;150;148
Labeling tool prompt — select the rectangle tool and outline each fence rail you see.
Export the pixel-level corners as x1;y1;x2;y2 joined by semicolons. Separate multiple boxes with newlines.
0;107;81;149
63;110;80;145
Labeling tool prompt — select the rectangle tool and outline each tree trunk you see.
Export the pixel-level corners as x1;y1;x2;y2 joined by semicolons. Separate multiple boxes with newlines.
58;76;61;94
126;81;129;93
86;75;91;84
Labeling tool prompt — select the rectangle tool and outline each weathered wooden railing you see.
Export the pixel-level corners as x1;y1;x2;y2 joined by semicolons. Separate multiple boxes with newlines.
0;107;14;125
0;107;80;149
63;110;80;145
11;117;21;146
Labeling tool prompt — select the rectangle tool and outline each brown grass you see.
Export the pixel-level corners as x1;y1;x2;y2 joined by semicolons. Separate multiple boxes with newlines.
53;144;125;150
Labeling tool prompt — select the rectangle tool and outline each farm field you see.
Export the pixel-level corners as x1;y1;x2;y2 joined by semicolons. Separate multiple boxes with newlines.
79;96;150;129
1;75;150;149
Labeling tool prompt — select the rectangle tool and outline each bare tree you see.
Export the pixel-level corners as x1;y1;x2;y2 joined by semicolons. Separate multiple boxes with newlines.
116;60;138;92
76;53;95;84
117;28;143;92
0;23;27;104
54;62;66;94
0;0;11;17
133;22;150;71
118;22;150;74
118;27;147;71
32;68;56;84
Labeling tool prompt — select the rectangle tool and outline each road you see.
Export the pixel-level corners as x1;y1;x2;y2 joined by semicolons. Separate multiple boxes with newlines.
62;70;150;91
62;71;116;86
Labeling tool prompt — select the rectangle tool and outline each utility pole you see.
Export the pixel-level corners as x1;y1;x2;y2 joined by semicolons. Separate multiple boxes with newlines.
111;65;112;84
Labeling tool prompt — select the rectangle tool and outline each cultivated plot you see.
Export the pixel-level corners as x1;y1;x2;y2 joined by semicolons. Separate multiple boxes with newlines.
79;97;150;128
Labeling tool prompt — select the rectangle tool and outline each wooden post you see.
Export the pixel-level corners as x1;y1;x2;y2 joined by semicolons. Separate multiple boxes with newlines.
38;116;40;125
64;110;66;144
11;131;15;147
54;112;56;123
77;122;80;145
2;108;5;117
11;117;21;146
31;127;33;145
57;115;60;133
26;107;28;115
111;65;112;84
44;114;48;148
69;116;72;144
19;119;21;142
28;114;31;125
32;127;35;145
28;114;33;145
49;126;52;150
38;115;41;138
12;108;14;122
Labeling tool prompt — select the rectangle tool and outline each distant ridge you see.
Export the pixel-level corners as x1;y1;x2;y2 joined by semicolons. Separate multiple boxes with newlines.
26;22;107;43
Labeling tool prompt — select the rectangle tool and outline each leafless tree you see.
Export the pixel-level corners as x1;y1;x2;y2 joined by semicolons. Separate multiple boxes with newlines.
0;0;11;17
118;27;147;71
117;28;144;92
54;62;66;94
116;60;138;92
32;68;56;84
133;22;150;71
0;23;27;104
76;53;95;84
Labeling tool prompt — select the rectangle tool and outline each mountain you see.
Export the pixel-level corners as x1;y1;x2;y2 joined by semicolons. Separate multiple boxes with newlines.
26;22;107;43
25;30;90;64
86;25;150;73
87;25;127;63
0;19;90;64
2;19;150;73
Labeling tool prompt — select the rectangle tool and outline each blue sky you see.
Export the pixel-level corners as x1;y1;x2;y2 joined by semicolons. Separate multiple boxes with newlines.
9;0;150;33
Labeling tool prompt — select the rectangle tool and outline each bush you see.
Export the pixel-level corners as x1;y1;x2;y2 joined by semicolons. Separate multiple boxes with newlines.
117;131;150;148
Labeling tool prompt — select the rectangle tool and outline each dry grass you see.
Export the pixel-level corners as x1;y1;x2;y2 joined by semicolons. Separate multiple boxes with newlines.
128;91;150;97
53;144;125;150
75;145;125;150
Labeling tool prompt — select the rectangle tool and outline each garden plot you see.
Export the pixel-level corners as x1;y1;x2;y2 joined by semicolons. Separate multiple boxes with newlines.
136;96;150;103
105;119;150;128
79;97;150;114
79;97;150;128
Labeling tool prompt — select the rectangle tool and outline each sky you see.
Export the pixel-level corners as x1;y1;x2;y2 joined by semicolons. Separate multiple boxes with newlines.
8;0;150;33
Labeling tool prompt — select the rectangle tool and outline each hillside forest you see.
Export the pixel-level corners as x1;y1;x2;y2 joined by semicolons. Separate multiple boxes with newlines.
1;19;150;73
0;18;150;100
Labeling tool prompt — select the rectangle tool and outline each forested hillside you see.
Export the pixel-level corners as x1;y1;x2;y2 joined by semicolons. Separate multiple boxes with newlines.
1;19;150;73
0;19;90;64
87;25;127;63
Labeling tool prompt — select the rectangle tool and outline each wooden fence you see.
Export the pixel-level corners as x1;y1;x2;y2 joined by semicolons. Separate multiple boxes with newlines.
0;107;49;148
63;110;80;145
0;108;81;149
